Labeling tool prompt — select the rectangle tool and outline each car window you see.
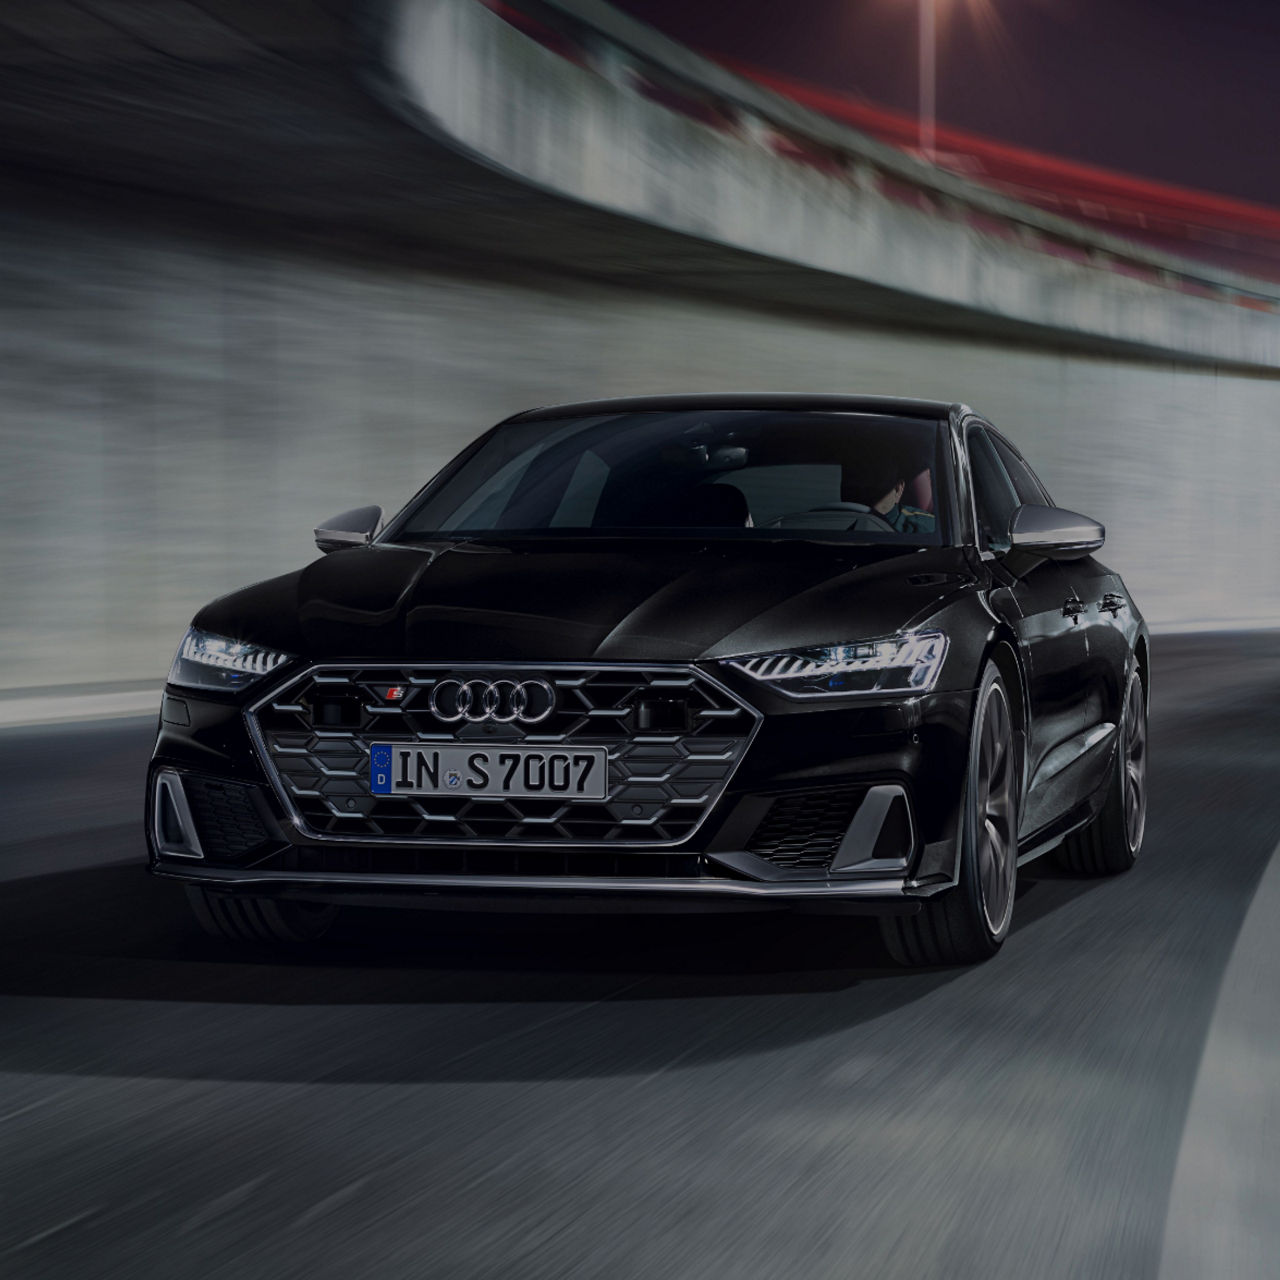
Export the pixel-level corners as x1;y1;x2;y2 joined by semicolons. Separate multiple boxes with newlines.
712;464;843;528
967;428;1020;551
550;449;610;526
989;432;1053;506
391;411;949;545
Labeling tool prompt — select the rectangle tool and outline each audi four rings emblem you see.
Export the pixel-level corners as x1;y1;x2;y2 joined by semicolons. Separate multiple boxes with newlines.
428;678;557;724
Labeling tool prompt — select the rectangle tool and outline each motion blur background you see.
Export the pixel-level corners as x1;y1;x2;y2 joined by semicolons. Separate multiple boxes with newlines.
4;4;1280;1279
3;0;1280;693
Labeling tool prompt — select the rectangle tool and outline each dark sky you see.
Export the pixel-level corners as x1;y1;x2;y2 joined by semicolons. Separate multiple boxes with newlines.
612;0;1280;207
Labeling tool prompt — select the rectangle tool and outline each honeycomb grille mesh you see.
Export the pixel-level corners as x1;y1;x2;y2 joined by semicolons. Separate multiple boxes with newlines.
183;776;273;860
746;788;868;870
249;665;759;845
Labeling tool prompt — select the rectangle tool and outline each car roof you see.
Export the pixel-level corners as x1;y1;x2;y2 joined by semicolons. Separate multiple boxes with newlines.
502;393;959;423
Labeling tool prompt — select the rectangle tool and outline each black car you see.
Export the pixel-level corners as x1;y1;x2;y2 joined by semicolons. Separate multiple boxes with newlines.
148;394;1148;966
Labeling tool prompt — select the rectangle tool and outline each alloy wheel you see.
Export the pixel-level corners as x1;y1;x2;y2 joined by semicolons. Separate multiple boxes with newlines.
1123;675;1148;853
976;684;1017;935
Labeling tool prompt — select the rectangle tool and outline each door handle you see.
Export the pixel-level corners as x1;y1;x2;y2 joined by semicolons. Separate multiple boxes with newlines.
1062;597;1087;621
1100;593;1127;616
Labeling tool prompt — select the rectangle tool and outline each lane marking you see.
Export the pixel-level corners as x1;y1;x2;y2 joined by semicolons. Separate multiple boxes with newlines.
1152;620;1280;635
290;1175;374;1230
179;1175;270;1235
0;1086;79;1126
7;1207;103;1253
0;690;159;728
1158;836;1280;1280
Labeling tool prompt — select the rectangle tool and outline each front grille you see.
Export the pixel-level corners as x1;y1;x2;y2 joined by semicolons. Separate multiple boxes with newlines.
182;776;274;860
248;665;760;846
747;787;868;871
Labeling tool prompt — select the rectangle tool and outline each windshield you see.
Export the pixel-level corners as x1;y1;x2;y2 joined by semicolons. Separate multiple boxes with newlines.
387;410;949;545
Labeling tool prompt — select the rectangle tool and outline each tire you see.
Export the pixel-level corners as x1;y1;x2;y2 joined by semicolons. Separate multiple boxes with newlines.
185;886;339;943
1055;665;1147;875
880;662;1019;967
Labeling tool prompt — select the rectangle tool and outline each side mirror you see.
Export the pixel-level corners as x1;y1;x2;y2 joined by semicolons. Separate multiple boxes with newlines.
1008;503;1104;562
314;505;383;554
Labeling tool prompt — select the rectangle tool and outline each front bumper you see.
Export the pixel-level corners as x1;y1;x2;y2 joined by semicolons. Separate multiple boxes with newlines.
151;861;928;914
147;663;975;914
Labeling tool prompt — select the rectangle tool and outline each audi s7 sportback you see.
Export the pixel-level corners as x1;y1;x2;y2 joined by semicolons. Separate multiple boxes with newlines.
148;395;1148;966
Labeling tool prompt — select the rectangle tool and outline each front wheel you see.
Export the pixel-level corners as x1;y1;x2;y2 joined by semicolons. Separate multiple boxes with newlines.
185;887;339;943
881;662;1019;967
1055;665;1147;875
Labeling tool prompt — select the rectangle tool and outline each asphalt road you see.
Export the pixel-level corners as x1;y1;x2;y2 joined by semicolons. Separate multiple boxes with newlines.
3;633;1280;1279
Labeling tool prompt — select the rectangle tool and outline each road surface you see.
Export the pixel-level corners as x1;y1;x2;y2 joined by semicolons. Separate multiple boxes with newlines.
3;633;1279;1278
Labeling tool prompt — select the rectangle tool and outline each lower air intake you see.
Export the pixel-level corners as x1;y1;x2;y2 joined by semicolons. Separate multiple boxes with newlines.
747;784;916;873
747;788;868;871
182;777;274;860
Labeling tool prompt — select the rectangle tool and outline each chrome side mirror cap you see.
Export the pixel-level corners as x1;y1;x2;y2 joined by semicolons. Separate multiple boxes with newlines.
1008;503;1105;561
314;505;383;554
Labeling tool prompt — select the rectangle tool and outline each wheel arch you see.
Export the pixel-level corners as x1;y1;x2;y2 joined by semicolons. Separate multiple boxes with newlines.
986;634;1026;738
985;629;1030;821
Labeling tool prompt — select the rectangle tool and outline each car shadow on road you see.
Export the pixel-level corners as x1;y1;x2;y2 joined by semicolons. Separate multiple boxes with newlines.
0;855;1109;1085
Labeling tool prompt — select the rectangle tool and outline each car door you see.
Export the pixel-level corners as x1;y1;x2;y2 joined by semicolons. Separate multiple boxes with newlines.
968;424;1089;839
986;428;1119;820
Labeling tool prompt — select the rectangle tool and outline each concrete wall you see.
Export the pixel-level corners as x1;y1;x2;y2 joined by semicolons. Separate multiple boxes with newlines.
384;0;1280;368
3;202;1279;692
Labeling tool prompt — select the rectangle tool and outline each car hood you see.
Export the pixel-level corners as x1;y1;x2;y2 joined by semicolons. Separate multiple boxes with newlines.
195;537;975;665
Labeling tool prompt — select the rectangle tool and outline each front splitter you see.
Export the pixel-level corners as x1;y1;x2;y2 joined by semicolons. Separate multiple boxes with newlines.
152;864;925;915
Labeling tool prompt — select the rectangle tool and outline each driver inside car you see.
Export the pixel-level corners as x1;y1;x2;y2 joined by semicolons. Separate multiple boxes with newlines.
844;452;936;535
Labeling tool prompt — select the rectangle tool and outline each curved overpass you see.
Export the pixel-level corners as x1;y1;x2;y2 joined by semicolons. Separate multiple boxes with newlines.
729;59;1280;283
382;0;1280;367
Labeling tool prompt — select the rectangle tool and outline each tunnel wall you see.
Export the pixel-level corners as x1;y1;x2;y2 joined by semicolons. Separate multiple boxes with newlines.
3;201;1279;692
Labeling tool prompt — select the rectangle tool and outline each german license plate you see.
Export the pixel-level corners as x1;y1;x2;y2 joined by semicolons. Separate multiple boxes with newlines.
369;744;609;800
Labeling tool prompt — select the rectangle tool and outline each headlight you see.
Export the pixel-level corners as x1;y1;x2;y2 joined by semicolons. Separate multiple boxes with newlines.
723;631;948;698
167;627;293;692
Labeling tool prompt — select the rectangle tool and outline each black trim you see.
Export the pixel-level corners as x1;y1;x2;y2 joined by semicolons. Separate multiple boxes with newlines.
501;394;957;424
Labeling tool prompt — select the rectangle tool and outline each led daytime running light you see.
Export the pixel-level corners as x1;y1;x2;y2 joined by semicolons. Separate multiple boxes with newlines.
726;631;948;697
168;627;293;692
179;630;290;676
